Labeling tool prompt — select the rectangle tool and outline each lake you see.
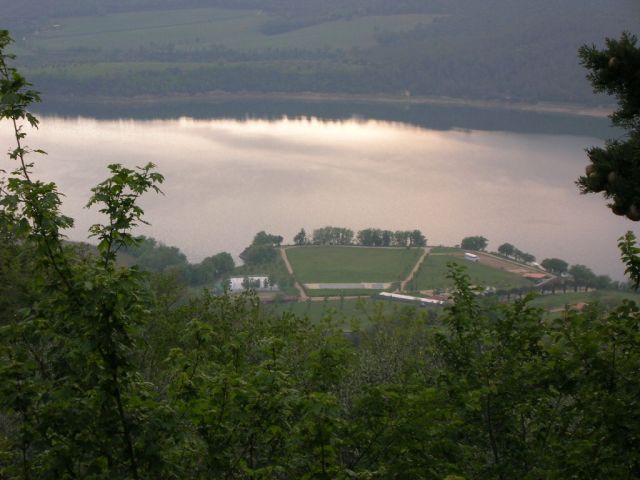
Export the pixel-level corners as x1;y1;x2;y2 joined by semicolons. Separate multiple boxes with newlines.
1;101;637;280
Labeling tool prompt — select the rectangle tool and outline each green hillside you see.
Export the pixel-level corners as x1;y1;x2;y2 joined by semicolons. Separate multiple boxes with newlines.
6;0;636;104
413;254;533;291
286;246;422;284
28;9;438;52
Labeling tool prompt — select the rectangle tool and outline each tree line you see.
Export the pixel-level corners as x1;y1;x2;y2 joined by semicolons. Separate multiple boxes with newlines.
120;236;235;286
293;226;427;247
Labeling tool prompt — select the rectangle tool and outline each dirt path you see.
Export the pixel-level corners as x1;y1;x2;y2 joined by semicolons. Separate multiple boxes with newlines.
399;247;430;292
475;251;550;275
280;247;308;301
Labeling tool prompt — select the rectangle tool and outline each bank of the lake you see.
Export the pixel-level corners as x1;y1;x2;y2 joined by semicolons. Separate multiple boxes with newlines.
1;107;635;280
39;91;613;118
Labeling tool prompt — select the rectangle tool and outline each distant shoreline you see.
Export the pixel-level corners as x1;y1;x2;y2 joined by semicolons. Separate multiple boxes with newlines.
42;91;612;119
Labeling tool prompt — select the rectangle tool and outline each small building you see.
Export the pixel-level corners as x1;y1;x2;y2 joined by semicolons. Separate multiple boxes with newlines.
228;275;278;293
464;252;479;262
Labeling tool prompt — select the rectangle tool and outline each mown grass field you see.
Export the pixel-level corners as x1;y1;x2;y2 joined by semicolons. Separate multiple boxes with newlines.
28;9;438;52
413;254;533;291
286;246;423;284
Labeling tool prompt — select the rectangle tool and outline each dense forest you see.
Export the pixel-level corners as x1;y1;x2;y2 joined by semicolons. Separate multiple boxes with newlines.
2;0;638;105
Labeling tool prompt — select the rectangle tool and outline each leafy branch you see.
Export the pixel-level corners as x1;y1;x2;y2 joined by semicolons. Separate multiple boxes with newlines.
618;231;640;290
86;163;164;267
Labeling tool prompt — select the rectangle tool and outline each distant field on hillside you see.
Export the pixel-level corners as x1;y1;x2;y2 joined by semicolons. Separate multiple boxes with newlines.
413;254;533;290
286;246;423;284
9;0;635;105
29;9;438;52
25;60;363;87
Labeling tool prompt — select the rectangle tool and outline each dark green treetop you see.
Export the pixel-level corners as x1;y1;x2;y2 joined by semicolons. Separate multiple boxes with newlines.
541;257;569;274
293;227;307;245
577;32;640;220
461;235;488;251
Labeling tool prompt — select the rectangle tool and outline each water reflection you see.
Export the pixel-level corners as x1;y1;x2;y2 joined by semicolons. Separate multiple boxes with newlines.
35;98;615;138
1;115;636;279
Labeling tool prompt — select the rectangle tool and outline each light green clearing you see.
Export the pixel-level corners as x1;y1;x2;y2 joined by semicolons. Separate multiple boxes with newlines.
29;9;438;52
287;246;423;284
414;254;533;290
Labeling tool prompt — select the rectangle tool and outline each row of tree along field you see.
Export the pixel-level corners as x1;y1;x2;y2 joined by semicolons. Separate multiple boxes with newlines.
294;226;427;247
460;235;536;263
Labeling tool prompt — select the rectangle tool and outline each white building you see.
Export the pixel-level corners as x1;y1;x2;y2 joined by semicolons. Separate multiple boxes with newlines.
378;292;445;306
228;275;278;293
464;252;479;262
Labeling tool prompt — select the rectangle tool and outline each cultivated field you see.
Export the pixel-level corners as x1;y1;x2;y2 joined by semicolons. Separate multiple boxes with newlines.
285;246;423;284
28;9;438;52
412;254;534;291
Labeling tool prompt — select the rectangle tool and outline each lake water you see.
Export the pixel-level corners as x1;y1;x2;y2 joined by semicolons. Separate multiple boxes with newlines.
1;102;637;280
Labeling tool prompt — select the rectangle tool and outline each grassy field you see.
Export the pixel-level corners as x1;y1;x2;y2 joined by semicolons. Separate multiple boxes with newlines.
28;9;438;53
429;246;463;254
306;289;385;298
264;296;439;327
24;59;364;86
529;290;640;310
412;254;533;291
286;246;423;284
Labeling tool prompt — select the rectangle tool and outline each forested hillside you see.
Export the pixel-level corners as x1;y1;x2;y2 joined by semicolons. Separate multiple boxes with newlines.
3;0;638;105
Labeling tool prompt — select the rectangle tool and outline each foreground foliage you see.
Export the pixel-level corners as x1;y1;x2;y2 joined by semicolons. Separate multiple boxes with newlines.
578;32;640;221
2;30;640;479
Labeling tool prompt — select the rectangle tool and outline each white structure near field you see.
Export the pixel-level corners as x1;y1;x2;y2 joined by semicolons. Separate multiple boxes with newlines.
378;292;445;306
464;252;479;262
228;276;278;293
